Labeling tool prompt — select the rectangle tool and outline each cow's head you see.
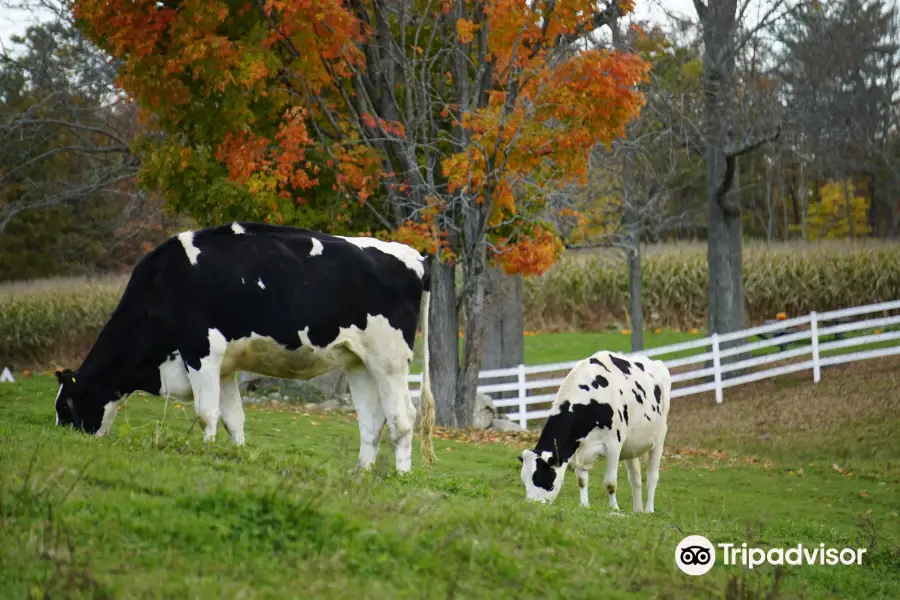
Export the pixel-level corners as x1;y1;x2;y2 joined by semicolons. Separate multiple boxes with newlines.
518;449;566;504
54;369;110;434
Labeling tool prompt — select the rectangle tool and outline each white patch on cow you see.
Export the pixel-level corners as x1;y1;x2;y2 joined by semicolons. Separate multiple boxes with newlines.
95;401;118;437
337;235;425;279
231;223;246;234
257;278;266;289
241;278;245;284
159;352;193;399
520;351;671;512
177;230;201;265
54;384;62;425
182;328;229;443
309;238;324;257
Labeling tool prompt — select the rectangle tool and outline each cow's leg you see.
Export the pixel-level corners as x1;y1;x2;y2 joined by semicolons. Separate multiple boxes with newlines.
645;436;666;514
603;443;622;511
369;363;416;474
182;331;226;443
218;374;245;446
574;466;590;508
625;457;644;513
346;366;385;471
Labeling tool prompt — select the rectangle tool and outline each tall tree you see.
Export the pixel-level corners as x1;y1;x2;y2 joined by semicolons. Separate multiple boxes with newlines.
71;0;651;426
692;0;786;350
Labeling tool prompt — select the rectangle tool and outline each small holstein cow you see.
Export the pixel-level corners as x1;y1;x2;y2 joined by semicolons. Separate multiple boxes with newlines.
518;350;671;511
54;222;436;472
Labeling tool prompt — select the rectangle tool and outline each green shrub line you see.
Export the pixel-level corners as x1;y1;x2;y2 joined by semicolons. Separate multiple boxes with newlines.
3;241;900;368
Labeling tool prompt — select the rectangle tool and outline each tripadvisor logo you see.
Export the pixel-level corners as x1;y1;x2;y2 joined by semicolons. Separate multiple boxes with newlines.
675;535;716;576
675;535;868;575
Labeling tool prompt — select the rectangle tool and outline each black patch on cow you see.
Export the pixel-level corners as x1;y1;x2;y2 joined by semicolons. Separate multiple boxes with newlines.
616;429;621;442
645;414;652;421
623;405;629;424
51;222;431;435
619;389;623;395
591;374;609;389
635;362;645;371
654;385;662;404
578;384;590;392
531;457;558;491
530;399;615;468
617;409;623;422
632;389;644;404
635;381;646;398
589;357;611;372
610;355;632;376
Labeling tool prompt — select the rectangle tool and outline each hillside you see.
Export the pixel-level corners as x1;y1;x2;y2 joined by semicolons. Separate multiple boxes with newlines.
1;357;898;599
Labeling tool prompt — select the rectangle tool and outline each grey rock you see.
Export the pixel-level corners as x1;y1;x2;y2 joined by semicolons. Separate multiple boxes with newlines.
318;398;343;411
490;418;526;432
472;392;497;429
239;370;349;404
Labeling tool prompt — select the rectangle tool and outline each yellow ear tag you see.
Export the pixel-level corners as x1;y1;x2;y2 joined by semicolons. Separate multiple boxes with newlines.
71;377;76;383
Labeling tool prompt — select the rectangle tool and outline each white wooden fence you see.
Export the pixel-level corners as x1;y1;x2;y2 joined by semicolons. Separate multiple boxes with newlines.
409;299;900;428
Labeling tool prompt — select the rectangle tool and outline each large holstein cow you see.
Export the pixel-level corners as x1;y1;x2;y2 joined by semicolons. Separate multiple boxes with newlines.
518;350;671;510
53;222;436;472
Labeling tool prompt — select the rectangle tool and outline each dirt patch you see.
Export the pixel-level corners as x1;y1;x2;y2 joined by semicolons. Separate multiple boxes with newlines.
666;355;900;443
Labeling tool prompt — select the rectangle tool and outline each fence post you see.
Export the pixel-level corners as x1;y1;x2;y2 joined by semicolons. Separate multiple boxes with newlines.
712;333;723;404
517;363;527;429
810;311;821;383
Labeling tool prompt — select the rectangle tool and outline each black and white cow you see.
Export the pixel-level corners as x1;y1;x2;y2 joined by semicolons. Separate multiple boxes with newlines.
518;350;671;511
54;222;436;472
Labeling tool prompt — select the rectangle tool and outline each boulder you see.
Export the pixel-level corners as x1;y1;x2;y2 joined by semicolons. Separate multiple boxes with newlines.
489;417;526;433
472;392;497;429
237;369;349;404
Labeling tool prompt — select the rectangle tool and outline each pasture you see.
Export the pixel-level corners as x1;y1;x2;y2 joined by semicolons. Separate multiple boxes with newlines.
2;357;899;599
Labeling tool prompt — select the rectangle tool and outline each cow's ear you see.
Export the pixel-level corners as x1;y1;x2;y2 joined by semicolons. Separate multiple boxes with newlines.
55;369;70;386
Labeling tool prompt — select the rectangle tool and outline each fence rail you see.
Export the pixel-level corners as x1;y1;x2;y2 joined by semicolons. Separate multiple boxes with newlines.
408;299;900;428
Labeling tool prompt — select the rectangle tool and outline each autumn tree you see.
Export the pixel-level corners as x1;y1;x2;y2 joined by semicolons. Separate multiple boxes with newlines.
70;0;650;427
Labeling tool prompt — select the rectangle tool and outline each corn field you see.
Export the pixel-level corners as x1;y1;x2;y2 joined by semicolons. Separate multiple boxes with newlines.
3;241;900;368
525;240;900;332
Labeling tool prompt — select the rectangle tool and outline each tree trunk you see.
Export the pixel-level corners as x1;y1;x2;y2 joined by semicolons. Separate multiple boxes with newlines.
843;176;856;241
628;245;644;352
707;163;747;341
700;0;748;378
428;259;459;427
779;158;788;241
765;158;774;242
621;135;644;352
481;265;525;400
455;229;489;428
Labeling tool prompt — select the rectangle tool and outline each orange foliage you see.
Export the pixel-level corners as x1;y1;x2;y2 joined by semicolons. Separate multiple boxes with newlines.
73;0;648;277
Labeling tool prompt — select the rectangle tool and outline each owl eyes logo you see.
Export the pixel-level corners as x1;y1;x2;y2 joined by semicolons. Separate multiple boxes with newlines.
675;535;716;576
680;545;712;565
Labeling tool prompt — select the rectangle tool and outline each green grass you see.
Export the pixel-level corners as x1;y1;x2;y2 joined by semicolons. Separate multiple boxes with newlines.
2;358;899;599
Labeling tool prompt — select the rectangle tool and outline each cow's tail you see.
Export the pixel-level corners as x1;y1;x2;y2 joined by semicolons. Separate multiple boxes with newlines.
418;261;436;470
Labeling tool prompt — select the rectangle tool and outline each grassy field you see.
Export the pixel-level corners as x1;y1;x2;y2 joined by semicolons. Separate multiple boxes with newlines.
2;357;899;599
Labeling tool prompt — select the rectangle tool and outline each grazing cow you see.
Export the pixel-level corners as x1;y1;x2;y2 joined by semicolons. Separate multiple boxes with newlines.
518;350;671;511
53;222;436;472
